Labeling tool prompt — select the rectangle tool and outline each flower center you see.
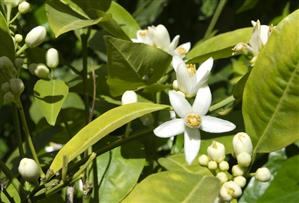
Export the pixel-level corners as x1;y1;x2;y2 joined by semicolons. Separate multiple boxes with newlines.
139;29;148;37
185;113;201;128
176;47;187;56
186;64;196;75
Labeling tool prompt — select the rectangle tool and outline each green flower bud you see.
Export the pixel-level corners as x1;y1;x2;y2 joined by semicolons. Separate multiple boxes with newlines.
9;78;24;95
29;63;49;79
46;48;59;68
1;82;10;92
18;158;40;181
25;26;47;48
18;1;30;14
14;58;24;70
3;92;15;103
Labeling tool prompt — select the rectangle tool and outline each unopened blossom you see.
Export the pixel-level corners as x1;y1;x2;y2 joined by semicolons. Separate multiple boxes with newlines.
18;158;40;181
25;26;47;48
220;181;242;201
255;167;271;182
46;48;59;68
198;154;209;166
175;57;213;97
234;176;246;188
216;172;228;184
207;141;225;163
121;90;138;105
154;89;235;164
233;132;253;156
237;152;252;167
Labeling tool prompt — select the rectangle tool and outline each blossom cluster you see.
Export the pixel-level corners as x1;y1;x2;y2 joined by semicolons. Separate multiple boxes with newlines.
198;132;272;202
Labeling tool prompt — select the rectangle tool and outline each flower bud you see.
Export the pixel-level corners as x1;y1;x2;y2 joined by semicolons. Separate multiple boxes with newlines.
198;154;209;166
46;48;59;69
233;132;253;156
3;92;15;103
207;141;225;163
25;26;47;48
219;161;229;171
233;176;246;188
18;1;30;14
232;165;244;176
18;158;40;181
0;56;15;71
220;181;242;201
172;80;179;90
1;82;10;92
237;152;252;167
207;160;217;170
121;90;138;105
14;58;24;70
255;167;271;182
216;172;228;184
29;63;49;79
9;78;24;96
15;34;23;43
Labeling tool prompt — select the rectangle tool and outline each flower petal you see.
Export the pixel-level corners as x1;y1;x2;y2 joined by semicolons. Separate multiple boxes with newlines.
154;119;184;138
169;35;180;52
195;57;213;88
176;61;196;96
192;86;212;115
169;90;192;118
184;127;201;165
149;24;171;51
200;116;236;133
171;55;183;72
175;42;191;57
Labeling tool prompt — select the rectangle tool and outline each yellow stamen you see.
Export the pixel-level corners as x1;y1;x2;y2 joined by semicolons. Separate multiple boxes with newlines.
176;47;187;56
139;29;148;37
185;113;201;128
186;64;196;75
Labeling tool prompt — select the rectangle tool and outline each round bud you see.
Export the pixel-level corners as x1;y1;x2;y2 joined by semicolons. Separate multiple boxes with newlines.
255;167;271;182
25;26;47;48
232;132;253;156
3;92;15;103
237;152;252;167
207;141;225;163
198;154;209;166
9;78;24;96
220;181;242;201
1;82;10;92
121;90;138;105
216;172;228;184
29;63;49;79
18;158;40;181
219;161;229;171
18;1;30;14
233;176;246;188
232;165;244;176
172;80;178;90
207;160;217;170
46;48;59;69
15;34;23;43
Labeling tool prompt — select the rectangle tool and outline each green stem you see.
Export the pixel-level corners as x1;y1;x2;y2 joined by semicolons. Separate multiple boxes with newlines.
16;99;45;177
16;44;28;56
204;0;228;38
9;13;20;24
6;4;12;23
209;95;235;112
13;106;25;157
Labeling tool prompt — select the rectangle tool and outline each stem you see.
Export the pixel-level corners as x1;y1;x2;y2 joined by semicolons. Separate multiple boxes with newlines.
89;69;96;122
6;4;12;23
204;0;228;38
16;44;28;57
209;95;235;112
13;106;25;157
10;13;20;24
16;99;45;177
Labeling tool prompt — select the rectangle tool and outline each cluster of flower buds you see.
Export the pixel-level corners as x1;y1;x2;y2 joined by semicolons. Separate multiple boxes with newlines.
198;132;272;202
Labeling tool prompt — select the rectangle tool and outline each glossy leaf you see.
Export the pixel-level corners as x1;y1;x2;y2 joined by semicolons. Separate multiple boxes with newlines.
0;12;15;60
243;10;299;153
257;154;299;203
49;102;169;174
105;36;172;96
95;145;145;203
186;28;252;63
33;79;69;126
123;171;220;203
107;1;140;38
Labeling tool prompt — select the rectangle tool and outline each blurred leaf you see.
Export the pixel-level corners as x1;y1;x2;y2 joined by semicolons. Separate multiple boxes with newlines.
0;12;15;60
256;154;299;203
271;2;290;25
237;0;258;13
199;0;218;20
123;171;220;203
107;1;140;38
49;102;169;174
33;79;69;126
243;10;299;153
187;28;252;63
233;72;249;102
95;144;145;203
105;36;172;96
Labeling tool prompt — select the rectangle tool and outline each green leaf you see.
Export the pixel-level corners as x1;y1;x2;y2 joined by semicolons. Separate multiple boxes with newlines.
33;79;69;126
256;155;299;203
186;28;252;63
123;171;220;203
105;36;172;96
95;144;145;203
46;0;104;37
62;92;84;110
0;12;15;60
243;10;299;153
49;102;169;174
107;1;140;38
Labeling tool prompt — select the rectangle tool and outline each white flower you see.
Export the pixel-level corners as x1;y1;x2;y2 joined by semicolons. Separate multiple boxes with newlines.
18;158;40;181
207;141;225;163
121;90;138;105
25;26;47;48
233;132;253;156
174;57;213;97
237;152;252;167
220;181;242;201
153;89;236;164
255;167;271;182
46;48;59;69
249;20;271;55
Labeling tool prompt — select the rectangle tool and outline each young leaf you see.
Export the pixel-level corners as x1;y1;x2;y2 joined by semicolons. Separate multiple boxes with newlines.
122;171;220;203
105;36;172;96
243;9;299;153
33;79;69;126
49;102;169;174
0;12;15;60
186;28;252;63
